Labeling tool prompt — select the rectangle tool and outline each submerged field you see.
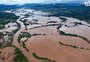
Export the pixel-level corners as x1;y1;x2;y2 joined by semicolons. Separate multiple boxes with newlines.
0;6;90;62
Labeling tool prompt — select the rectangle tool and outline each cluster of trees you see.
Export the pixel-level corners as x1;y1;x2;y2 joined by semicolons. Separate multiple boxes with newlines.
32;33;42;36
60;31;90;44
18;32;31;43
0;12;19;24
47;21;57;24
0;12;19;29
60;31;78;37
59;41;79;48
13;47;28;62
0;32;14;48
59;17;67;22
59;41;90;50
18;32;31;51
20;19;30;30
32;53;56;62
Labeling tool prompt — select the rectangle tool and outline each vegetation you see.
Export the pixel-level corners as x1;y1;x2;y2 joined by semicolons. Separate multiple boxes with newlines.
0;3;90;23
12;22;21;34
13;47;29;62
32;19;38;22
32;53;56;62
0;32;14;48
32;34;42;36
0;24;5;29
12;28;19;34
47;21;57;24
60;31;78;37
18;32;31;51
20;19;29;30
0;43;2;48
23;3;90;23
59;17;67;22
0;32;3;38
18;32;31;43
57;24;62;32
59;41;90;50
59;41;79;48
0;12;19;24
0;12;19;29
22;42;29;51
59;31;90;44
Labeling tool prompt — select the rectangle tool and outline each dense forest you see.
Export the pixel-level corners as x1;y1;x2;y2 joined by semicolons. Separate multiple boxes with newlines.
0;12;19;24
0;12;19;29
